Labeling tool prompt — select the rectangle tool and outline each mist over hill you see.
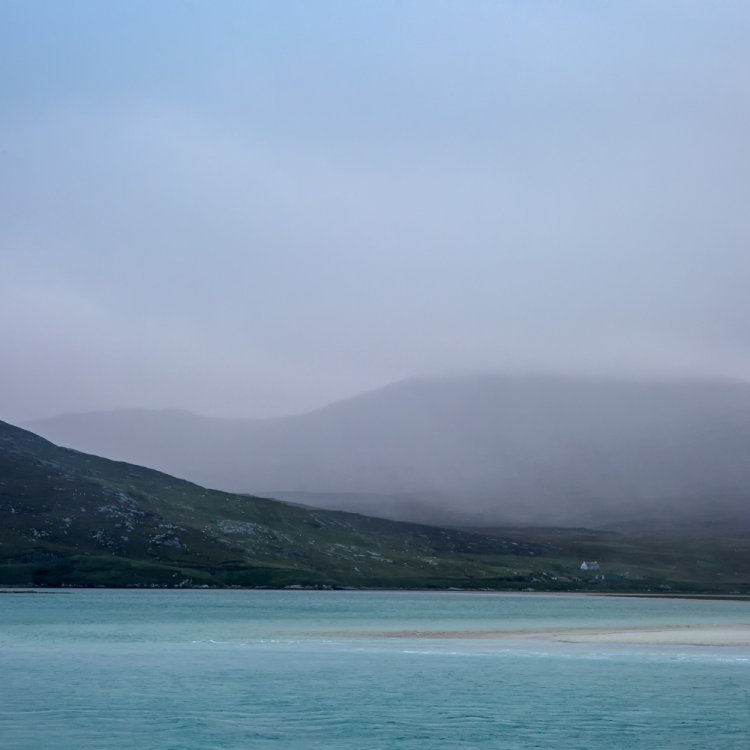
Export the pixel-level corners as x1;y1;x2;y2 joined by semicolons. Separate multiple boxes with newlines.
5;417;750;592
27;375;750;530
0;418;564;588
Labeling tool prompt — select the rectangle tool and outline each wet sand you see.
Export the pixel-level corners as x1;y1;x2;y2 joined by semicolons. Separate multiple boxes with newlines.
330;623;750;646
547;624;750;646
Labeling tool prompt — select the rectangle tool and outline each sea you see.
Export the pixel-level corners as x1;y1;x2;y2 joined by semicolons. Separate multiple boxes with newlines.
1;589;749;749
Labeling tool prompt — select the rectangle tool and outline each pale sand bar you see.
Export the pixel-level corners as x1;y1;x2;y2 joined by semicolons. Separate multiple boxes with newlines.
548;624;750;646
333;624;750;646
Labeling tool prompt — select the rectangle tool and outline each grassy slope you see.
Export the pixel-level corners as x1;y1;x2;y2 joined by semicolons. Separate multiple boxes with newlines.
474;527;750;593
0;420;555;588
2;419;749;592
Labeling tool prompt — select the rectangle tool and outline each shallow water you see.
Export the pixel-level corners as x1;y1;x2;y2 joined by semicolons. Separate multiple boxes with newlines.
2;590;749;749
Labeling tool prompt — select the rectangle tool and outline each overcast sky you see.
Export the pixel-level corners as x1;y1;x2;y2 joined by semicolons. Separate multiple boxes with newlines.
2;1;749;422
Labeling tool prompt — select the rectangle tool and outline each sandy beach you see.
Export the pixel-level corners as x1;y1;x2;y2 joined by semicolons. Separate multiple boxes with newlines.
333;623;750;646
546;624;750;646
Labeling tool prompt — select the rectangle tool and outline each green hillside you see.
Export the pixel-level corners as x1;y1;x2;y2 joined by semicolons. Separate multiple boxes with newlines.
1;419;749;593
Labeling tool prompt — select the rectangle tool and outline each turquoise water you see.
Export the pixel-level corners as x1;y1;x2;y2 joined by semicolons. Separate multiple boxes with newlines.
2;590;749;749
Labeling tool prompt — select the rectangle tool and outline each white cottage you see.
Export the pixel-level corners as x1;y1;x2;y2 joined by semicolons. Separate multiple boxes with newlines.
580;560;600;571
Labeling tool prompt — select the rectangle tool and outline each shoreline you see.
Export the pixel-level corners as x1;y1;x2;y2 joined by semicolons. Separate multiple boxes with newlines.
2;586;750;602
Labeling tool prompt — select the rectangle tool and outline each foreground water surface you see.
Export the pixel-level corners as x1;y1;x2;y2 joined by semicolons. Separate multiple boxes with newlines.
2;589;749;749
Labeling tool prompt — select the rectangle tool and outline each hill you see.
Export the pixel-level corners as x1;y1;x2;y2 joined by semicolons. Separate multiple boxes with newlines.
27;375;750;529
2;419;750;593
0;418;567;589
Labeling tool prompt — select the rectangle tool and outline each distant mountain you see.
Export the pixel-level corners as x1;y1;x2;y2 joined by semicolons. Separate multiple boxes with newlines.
26;375;750;530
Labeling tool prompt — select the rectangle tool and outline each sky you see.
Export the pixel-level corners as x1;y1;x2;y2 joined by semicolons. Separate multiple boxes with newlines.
2;1;749;422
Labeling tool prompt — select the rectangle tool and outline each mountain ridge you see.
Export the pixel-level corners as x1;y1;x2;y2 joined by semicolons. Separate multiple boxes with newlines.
25;374;750;530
